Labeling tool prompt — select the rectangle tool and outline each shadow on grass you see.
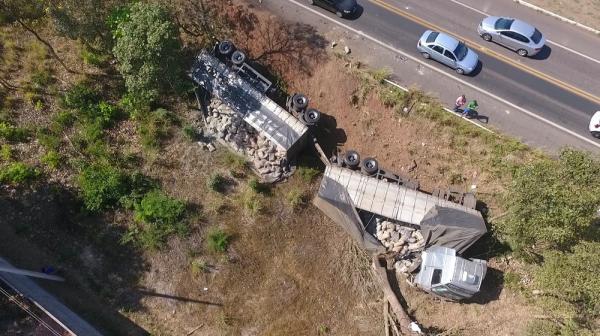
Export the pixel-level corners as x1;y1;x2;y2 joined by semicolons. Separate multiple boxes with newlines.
0;182;150;335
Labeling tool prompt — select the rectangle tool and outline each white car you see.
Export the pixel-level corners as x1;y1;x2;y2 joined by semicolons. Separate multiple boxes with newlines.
589;111;600;138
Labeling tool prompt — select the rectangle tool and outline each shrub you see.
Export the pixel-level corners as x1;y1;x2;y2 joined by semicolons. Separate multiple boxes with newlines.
206;227;230;253
499;149;600;255
77;164;128;211
134;190;185;226
207;173;227;193
240;189;262;216
534;241;600;321
1;144;11;161
0;122;29;142
89;101;120;128
36;128;61;150
248;178;270;195
297;166;320;183
0;162;38;185
62;83;99;110
138;108;171;149
286;188;306;209
80;48;109;67
131;190;187;250
182;124;199;141
41;150;60;170
220;150;247;175
51;111;76;132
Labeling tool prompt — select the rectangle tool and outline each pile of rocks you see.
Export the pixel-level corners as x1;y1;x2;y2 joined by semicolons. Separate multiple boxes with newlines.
203;99;288;181
375;219;425;255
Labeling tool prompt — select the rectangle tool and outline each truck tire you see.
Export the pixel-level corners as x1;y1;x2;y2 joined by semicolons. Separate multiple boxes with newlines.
361;157;379;175
303;108;321;125
231;50;246;65
343;150;360;168
292;93;309;112
218;40;235;56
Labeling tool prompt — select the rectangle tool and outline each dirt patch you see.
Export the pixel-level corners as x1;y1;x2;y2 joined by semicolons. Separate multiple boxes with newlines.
524;0;600;30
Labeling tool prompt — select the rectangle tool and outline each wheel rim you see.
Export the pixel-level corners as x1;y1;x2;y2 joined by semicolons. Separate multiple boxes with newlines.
483;34;491;41
518;49;527;56
336;11;342;17
422;53;430;59
456;68;464;74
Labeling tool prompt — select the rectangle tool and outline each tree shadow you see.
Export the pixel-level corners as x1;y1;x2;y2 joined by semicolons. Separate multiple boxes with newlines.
131;288;222;306
530;45;552;61
0;182;150;335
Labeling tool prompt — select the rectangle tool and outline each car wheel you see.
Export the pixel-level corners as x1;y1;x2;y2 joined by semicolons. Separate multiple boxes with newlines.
592;131;600;139
361;157;379;175
336;11;343;18
421;52;430;59
456;68;465;75
308;0;314;4
343;150;361;168
481;33;492;42
517;49;528;57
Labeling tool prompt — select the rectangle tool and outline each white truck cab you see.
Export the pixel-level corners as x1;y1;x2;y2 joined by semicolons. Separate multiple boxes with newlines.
589;111;600;138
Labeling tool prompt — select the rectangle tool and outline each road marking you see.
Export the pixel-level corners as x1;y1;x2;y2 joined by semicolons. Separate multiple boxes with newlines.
370;0;600;106
383;79;495;133
286;0;600;149
448;0;600;65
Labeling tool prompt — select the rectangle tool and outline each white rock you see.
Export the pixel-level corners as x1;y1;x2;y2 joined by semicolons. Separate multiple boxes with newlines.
206;143;216;152
344;46;351;54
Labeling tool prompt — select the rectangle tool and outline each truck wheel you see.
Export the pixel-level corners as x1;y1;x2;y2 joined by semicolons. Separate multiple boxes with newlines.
292;93;309;112
343;150;360;168
481;33;492;42
218;40;235;56
361;157;379;175
231;50;246;65
303;108;321;125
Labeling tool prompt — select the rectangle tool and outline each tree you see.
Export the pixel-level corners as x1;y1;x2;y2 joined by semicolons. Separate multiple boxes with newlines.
499;149;600;255
112;2;183;106
48;0;117;51
534;241;600;328
0;0;75;73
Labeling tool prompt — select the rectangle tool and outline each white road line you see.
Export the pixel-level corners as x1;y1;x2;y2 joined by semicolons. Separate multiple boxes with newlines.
449;0;600;65
287;0;600;149
383;79;495;133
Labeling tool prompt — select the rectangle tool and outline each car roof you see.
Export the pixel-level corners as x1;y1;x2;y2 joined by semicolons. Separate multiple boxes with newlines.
509;19;536;36
434;32;459;50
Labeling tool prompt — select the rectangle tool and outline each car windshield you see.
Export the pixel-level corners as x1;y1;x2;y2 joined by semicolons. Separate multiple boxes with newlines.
454;42;468;61
426;32;439;43
494;18;514;30
531;28;543;44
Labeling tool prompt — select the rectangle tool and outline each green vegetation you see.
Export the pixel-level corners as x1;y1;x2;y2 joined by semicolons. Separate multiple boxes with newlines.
112;2;183;106
248;178;270;195
0;162;38;185
182;124;199;141
206;227;230;253
297;166;321;183
207;173;227;193
0;121;29;142
131;190;187;250
41;150;61;170
220;150;247;176
0;144;11;161
77;164;128;212
499;149;600;255
138;108;172;149
286;188;306;209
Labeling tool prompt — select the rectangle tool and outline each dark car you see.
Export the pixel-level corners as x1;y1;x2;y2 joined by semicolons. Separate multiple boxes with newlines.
308;0;358;18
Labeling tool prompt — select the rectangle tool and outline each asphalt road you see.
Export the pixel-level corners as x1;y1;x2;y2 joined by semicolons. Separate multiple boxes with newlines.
265;0;600;152
355;0;598;135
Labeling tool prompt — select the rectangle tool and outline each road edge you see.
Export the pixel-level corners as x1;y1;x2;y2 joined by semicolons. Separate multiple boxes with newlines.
513;0;600;35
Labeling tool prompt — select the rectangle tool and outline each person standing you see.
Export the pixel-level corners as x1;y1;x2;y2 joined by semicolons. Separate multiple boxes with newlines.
463;100;478;118
454;94;466;112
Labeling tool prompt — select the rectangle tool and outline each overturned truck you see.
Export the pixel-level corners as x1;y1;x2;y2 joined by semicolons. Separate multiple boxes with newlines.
314;152;488;300
190;41;321;182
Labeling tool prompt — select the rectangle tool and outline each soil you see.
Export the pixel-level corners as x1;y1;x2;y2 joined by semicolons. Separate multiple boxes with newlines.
524;0;600;30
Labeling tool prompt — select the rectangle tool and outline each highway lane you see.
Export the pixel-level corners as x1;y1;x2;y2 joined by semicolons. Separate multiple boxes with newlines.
284;0;600;150
382;0;600;101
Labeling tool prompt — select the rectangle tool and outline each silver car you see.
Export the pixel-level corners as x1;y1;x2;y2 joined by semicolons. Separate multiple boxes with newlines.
417;30;479;75
477;17;545;57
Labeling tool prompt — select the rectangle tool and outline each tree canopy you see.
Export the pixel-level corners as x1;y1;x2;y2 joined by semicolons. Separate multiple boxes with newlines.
112;2;183;106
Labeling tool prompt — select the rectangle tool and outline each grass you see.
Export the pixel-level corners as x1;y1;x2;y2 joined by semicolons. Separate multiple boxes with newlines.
286;188;306;209
182;124;199;141
207;173;227;193
219;150;247;176
248;177;270;195
297;166;321;183
1;144;11;161
206;227;230;253
41;150;61;170
240;188;263;217
0;162;39;185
